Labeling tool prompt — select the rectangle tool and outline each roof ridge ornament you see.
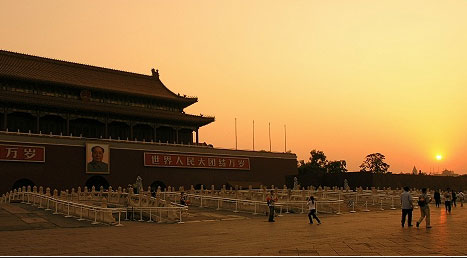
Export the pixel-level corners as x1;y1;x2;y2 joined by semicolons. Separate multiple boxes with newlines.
151;68;159;79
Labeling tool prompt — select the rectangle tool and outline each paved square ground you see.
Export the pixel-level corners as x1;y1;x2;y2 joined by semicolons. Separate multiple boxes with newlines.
1;202;466;256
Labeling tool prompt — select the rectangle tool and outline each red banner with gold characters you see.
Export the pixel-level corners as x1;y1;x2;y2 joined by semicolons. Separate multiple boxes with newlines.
0;144;45;162
144;152;250;170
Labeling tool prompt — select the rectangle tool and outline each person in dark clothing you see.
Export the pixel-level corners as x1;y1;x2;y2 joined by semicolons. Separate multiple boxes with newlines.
180;192;187;206
434;190;441;208
445;188;452;214
266;190;278;222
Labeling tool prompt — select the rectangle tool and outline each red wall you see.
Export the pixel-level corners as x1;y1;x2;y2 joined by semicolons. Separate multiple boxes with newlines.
0;134;297;193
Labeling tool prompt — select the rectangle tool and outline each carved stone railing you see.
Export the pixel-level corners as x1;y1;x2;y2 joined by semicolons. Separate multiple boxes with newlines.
1;185;188;225
175;184;426;214
1;184;431;221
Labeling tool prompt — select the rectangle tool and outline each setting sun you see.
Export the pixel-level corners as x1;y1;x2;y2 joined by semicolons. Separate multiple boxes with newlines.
1;0;466;174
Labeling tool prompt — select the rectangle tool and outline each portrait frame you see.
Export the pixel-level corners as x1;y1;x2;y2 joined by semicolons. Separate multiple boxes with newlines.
85;143;110;174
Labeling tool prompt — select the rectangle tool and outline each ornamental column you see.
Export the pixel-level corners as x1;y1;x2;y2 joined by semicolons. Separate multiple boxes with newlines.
35;111;40;133
175;128;179;144
66;113;70;136
196;128;199;144
104;116;108;138
153;123;159;142
3;107;7;131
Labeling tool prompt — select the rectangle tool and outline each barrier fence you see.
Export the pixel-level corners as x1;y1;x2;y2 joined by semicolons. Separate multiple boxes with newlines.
1;185;438;226
179;188;423;214
1;187;187;226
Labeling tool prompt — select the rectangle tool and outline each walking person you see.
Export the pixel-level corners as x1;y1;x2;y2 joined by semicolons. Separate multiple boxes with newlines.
444;188;452;214
307;196;321;225
416;188;432;228
266;190;278;222
180;192;190;206
458;190;464;207
452;190;457;208
400;186;414;227
434;190;441;208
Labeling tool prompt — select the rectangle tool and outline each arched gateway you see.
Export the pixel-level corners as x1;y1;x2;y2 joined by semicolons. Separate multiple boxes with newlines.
12;178;35;190
85;176;109;190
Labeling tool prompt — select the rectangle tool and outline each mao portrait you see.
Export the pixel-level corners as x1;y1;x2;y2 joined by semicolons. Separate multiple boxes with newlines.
86;144;110;174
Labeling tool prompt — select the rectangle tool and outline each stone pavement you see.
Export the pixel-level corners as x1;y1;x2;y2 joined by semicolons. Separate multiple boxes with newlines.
1;202;467;256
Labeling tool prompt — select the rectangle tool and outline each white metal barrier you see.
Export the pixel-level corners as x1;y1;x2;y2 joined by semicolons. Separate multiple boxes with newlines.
3;190;187;226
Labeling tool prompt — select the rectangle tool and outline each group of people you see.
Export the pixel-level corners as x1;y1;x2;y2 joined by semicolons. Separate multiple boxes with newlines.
266;190;321;224
433;188;465;212
401;186;465;229
179;187;464;226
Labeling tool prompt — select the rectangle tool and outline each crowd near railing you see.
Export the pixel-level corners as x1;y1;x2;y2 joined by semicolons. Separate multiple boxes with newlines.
2;184;437;227
176;184;425;215
133;184;428;215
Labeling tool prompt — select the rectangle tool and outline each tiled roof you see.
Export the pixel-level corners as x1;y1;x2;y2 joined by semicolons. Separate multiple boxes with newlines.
0;50;196;104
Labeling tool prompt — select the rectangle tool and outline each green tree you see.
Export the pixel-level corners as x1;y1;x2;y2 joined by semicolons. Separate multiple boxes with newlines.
298;150;347;175
309;149;327;169
326;160;348;173
298;150;326;175
359;153;390;173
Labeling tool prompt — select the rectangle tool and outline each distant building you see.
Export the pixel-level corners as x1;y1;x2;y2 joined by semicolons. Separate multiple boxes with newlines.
440;169;458;177
412;166;418;175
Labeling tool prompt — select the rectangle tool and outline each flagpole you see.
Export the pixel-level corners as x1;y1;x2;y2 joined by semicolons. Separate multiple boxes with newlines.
252;120;255;151
269;122;271;152
284;124;286;153
235;118;237;150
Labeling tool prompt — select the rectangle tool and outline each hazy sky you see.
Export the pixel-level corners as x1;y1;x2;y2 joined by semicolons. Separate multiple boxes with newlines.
1;0;466;174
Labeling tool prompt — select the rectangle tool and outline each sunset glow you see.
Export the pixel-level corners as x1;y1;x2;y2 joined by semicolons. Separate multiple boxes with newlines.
1;0;466;174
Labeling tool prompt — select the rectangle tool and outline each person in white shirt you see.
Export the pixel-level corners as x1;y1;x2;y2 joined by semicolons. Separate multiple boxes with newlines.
458;191;464;207
400;186;414;227
307;196;321;225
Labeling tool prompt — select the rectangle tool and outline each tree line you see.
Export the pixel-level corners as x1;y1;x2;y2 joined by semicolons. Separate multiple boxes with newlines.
298;150;390;175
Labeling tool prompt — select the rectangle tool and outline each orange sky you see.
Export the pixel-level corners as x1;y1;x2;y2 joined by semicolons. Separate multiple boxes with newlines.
1;0;466;174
